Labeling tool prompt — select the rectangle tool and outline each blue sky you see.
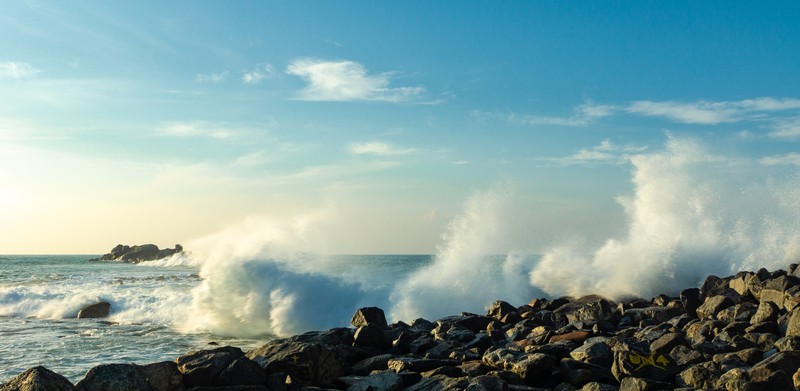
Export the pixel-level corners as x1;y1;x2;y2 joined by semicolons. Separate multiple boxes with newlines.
2;1;800;254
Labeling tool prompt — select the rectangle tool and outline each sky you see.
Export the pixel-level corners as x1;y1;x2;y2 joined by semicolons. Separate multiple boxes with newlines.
2;1;800;254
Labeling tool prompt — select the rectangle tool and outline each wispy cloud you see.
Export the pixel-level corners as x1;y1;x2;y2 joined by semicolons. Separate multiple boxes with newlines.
759;152;800;166
156;121;234;139
768;118;800;139
286;59;425;102
627;97;800;125
242;64;274;84
543;139;647;165
195;71;229;83
0;61;41;79
472;102;617;127
349;141;416;156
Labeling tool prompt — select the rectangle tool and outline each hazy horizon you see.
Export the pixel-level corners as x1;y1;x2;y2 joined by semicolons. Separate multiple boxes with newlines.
3;2;800;255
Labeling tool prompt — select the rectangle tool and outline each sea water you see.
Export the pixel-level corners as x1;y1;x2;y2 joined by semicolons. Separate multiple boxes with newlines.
0;254;431;382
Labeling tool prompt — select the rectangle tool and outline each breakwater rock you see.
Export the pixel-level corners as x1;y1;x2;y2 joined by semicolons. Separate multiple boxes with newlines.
92;244;184;263
4;266;800;390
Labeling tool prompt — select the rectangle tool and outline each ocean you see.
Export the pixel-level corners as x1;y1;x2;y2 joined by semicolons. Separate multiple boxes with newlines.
0;254;433;383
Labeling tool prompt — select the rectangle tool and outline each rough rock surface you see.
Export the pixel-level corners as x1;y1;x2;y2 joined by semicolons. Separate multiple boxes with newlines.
6;264;800;390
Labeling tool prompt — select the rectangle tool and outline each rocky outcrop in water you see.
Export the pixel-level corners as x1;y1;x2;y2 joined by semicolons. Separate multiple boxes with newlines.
93;244;184;264
4;264;800;390
76;301;111;319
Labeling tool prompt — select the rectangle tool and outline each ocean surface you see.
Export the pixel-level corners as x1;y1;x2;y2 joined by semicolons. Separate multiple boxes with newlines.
0;254;433;383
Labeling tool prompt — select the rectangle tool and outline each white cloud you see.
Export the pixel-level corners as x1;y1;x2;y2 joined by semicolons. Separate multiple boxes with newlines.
242;64;274;84
472;102;618;127
760;152;800;166
286;59;425;102
545;139;647;166
349;141;416;156
0;61;41;79
195;71;229;83
157;121;233;139
627;98;800;125
768;118;800;139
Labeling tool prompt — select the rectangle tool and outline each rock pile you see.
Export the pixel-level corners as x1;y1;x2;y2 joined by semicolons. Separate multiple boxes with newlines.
4;266;800;390
92;244;184;264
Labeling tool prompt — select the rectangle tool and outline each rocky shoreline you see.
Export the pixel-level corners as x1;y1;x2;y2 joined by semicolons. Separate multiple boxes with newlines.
91;244;184;264
3;265;800;391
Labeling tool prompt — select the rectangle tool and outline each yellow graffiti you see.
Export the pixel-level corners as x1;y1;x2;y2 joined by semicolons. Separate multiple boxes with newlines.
627;352;670;370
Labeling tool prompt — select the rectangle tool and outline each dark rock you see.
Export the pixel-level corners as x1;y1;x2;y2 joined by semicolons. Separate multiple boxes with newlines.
77;301;111;319
217;357;267;386
680;288;702;317
618;376;674;391
74;363;153;391
751;301;781;325
175;346;243;388
0;366;74;391
95;244;183;263
351;307;388;328
421;366;463;378
675;361;721;390
138;361;182;391
695;295;735;319
550;331;592;344
482;348;557;384
386;357;460;373
246;340;343;386
611;342;678;382
402;374;470;391
581;382;619;391
346;371;402;391
787;308;800;337
466;375;508;390
487;301;519;323
569;337;613;367
353;324;391;350
559;358;616;387
747;351;800;390
350;354;395;376
760;275;800;310
554;298;616;324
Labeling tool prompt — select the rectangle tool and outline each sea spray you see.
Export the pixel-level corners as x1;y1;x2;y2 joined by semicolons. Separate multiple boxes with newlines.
390;185;542;322
531;136;800;299
180;214;388;337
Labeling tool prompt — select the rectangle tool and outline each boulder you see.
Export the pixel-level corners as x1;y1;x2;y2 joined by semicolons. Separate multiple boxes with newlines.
346;371;402;391
679;288;701;318
138;362;182;391
246;339;343;386
482;347;557;384
787;308;800;337
351;307;388;328
750;301;780;324
611;342;679;382
74;364;153;391
747;351;800;390
486;300;519;323
386;357;460;373
77;302;111;319
353;324;391;350
695;295;735;319
175;346;244;387
618;376;675;391
0;366;74;391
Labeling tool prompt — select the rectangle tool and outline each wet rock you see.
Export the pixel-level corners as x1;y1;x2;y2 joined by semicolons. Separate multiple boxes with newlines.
77;301;111;319
679;288;701;318
175;346;244;387
351;307;388;328
96;244;183;263
74;363;152;391
217;357;267;386
0;366;74;391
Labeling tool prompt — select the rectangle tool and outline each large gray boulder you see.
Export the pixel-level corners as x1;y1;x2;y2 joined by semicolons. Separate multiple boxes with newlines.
175;346;244;388
0;366;74;391
246;339;344;386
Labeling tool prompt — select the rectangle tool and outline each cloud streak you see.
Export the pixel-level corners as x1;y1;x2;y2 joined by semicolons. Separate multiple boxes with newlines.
349;141;416;156
542;139;647;166
0;61;41;79
286;59;424;102
242;64;273;84
627;97;800;125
